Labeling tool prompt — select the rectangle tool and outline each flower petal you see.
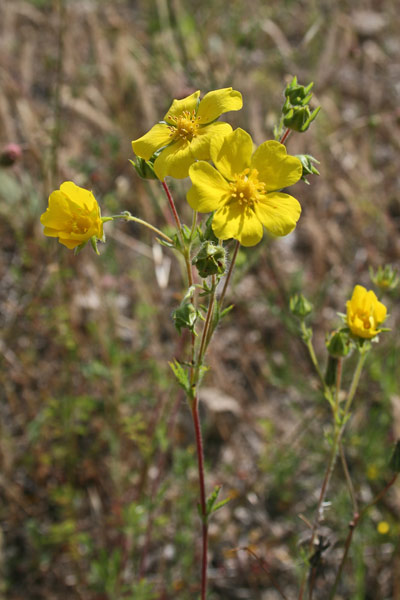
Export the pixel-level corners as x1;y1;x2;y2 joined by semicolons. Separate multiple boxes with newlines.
187;162;231;212
40;190;73;228
210;128;253;181
197;88;243;124
254;192;301;236
58;237;81;250
153;139;193;179
60;181;97;211
164;91;201;121
251;141;302;191
189;122;232;160
212;203;263;246
131;123;172;160
374;299;387;323
349;285;366;311
43;226;62;237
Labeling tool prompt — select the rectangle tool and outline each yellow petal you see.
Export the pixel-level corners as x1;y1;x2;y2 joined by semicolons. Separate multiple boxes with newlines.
197;88;243;124
254;192;301;236
132;123;172;160
187;162;230;212
251;141;302;191
43;226;61;237
153;139;193;179
374;299;387;323
60;181;96;211
350;285;367;311
212;203;263;246
164;91;201;121
210;128;253;181
40;191;72;228
58;237;82;250
190;122;232;160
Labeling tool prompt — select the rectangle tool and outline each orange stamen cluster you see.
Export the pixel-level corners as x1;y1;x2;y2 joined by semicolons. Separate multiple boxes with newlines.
167;110;201;142
229;168;266;208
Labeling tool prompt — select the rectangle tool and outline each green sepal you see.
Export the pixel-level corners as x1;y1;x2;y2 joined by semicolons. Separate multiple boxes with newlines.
90;236;100;255
295;154;320;184
198;213;219;244
74;240;89;255
129;157;158;180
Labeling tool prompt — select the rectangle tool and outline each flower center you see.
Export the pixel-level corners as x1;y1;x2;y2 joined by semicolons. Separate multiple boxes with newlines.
229;169;266;208
71;214;92;234
356;310;374;330
167;110;200;142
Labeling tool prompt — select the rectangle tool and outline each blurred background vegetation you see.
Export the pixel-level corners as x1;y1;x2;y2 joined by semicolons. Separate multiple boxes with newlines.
0;0;399;598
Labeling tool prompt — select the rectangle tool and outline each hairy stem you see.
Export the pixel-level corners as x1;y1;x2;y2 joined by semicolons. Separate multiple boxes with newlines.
191;396;208;600
219;240;240;308
107;214;173;243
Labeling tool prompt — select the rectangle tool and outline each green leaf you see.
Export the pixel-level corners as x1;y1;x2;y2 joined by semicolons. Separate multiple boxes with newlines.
169;360;192;398
206;485;231;516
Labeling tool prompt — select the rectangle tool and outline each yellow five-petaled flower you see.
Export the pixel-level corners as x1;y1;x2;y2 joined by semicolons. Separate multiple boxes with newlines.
40;181;103;250
131;88;242;180
187;128;303;246
346;285;387;339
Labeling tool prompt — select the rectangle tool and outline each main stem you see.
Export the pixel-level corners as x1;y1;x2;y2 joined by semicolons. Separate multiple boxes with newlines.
191;395;208;600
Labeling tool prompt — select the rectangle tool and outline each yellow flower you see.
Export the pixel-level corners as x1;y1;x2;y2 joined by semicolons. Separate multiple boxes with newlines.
377;521;389;535
346;285;387;339
131;88;242;180
40;181;103;250
187;128;302;246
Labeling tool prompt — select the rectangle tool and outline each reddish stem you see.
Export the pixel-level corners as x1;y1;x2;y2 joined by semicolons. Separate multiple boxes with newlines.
191;396;208;600
161;179;183;233
280;128;292;145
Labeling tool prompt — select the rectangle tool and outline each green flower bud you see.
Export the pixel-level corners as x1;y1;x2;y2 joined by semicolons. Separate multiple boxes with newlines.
369;265;399;291
284;77;314;106
283;106;320;132
326;330;352;358
389;440;400;473
172;302;197;335
192;242;226;278
289;293;313;318
130;157;158;180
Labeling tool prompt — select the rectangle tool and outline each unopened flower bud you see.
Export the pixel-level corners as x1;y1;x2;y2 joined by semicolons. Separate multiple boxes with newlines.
192;242;226;278
172;302;197;335
284;77;314;106
369;265;399;291
283;106;319;133
289;293;313;318
131;157;158;180
326;330;352;358
0;143;22;167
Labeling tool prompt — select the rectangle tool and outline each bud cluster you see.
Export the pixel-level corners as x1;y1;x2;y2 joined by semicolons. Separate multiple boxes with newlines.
282;77;321;133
